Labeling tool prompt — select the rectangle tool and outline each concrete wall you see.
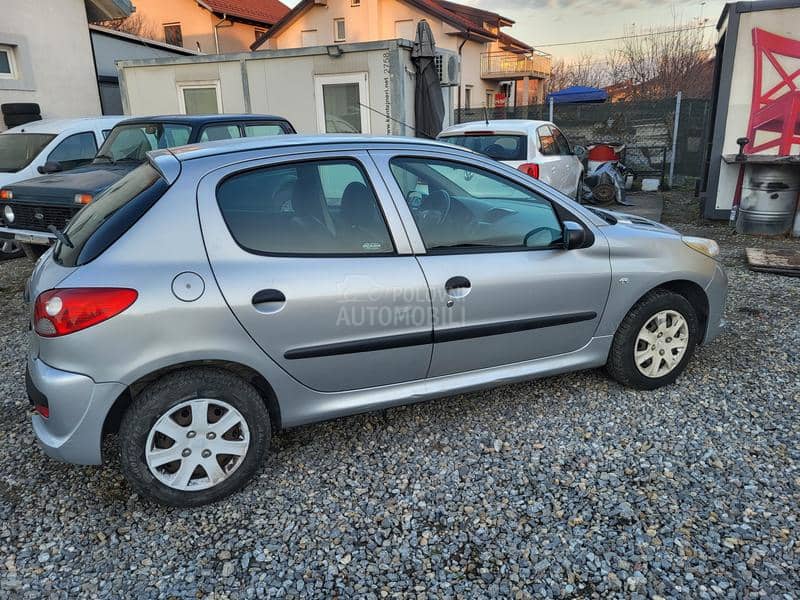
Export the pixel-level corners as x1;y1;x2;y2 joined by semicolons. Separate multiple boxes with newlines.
118;42;413;135
124;0;265;53
0;0;102;129
713;5;800;213
264;0;496;110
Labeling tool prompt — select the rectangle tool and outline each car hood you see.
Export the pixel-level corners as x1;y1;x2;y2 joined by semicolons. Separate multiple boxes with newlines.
589;207;680;236
3;163;137;201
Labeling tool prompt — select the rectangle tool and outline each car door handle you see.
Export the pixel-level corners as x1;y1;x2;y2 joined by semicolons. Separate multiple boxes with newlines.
252;289;286;313
445;276;471;298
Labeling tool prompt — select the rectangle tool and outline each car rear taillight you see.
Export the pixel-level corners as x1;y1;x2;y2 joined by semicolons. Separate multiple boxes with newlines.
34;288;138;337
518;163;540;179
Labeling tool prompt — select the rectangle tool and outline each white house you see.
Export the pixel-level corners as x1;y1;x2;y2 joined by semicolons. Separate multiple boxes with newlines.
0;0;133;129
251;0;551;114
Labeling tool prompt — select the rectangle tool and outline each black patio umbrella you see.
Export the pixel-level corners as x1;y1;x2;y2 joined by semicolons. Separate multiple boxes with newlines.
411;20;445;139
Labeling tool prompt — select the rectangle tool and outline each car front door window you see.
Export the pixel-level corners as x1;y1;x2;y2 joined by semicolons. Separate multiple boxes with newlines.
47;132;97;170
389;157;563;252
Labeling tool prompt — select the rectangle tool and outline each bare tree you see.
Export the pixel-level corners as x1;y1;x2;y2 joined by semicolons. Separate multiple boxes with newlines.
548;53;608;93
605;17;714;100
93;13;160;41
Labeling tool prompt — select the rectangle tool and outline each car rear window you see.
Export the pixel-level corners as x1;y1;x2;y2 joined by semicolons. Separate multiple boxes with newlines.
439;134;527;161
53;163;168;267
0;133;56;172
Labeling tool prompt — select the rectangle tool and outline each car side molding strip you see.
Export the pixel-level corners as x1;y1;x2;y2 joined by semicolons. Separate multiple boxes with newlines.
283;312;597;359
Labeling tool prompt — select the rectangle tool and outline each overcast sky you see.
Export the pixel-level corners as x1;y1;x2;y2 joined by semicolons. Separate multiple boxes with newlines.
283;0;731;60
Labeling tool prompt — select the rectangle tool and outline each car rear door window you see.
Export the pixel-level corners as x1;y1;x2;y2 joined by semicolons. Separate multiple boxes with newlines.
199;124;242;142
552;127;573;155
389;157;563;252
244;123;287;137
537;126;558;156
217;159;394;255
47;132;97;170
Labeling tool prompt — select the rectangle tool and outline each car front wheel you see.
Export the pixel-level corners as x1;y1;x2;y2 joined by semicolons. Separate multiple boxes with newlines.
119;368;271;507
605;289;700;389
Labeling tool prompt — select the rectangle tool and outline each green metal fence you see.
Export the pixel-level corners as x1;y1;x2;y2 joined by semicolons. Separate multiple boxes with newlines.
454;98;712;183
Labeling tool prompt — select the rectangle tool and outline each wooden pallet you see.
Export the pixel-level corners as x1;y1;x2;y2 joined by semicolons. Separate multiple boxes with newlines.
745;247;800;277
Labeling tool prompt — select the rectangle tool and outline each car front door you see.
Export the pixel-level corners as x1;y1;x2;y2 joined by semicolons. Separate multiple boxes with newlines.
373;150;611;377
197;150;433;392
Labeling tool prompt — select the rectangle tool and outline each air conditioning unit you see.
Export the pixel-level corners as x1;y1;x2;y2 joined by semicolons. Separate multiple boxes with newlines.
435;49;460;87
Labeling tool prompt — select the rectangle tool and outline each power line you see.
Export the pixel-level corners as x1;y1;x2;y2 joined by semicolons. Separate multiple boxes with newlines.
536;25;714;48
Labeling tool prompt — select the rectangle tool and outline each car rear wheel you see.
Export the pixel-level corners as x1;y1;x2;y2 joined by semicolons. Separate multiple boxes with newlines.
605;289;699;389
119;368;271;507
0;237;24;260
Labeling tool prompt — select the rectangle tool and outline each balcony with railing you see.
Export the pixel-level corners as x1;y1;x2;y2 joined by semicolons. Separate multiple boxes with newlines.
481;50;552;80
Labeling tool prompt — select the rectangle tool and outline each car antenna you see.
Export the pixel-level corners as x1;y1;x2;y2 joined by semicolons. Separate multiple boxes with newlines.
483;105;489;126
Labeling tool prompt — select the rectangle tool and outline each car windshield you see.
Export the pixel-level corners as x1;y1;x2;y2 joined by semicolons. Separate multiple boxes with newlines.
0;133;56;172
94;123;192;163
440;134;527;161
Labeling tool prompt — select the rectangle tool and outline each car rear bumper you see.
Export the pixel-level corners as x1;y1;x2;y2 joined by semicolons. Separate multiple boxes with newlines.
703;263;728;344
28;355;125;465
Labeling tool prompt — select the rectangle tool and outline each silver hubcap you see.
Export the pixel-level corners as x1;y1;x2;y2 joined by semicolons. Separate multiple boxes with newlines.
634;310;689;378
145;399;250;491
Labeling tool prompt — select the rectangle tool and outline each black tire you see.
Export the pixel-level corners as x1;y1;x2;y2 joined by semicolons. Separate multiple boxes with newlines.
20;243;48;260
1;102;41;116
4;113;42;128
0;236;24;260
119;368;271;507
605;289;700;390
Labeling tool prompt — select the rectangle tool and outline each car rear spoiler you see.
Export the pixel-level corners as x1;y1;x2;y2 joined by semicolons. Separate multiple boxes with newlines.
147;149;181;185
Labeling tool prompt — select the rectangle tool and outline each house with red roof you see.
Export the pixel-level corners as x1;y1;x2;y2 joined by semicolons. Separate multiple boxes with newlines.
250;0;550;112
114;0;291;53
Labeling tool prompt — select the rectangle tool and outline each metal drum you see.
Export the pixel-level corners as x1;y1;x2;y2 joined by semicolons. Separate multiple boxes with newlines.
736;165;800;236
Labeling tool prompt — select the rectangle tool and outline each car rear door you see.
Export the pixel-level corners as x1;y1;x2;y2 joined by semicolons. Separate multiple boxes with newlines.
371;149;611;377
552;126;581;196
196;150;433;393
535;125;564;193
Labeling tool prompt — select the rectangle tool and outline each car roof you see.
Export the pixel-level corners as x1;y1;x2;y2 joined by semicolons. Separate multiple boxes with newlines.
117;114;290;126
438;120;553;136
1;116;125;135
164;135;468;162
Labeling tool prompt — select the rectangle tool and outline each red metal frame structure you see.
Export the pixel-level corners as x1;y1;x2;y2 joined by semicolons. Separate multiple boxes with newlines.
746;27;800;155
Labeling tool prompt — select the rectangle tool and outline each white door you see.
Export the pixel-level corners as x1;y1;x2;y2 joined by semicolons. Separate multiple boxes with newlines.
314;73;371;134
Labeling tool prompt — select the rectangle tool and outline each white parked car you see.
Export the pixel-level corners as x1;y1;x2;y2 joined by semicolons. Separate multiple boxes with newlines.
0;116;125;188
437;120;585;200
0;116;123;259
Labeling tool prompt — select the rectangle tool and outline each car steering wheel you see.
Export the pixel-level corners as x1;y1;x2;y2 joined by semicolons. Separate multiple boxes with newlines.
523;226;559;247
417;189;451;226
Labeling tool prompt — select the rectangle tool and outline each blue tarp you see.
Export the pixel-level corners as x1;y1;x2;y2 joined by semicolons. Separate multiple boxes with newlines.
546;86;608;104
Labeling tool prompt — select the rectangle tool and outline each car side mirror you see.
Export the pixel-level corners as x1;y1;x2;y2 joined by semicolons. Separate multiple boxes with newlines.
563;221;586;249
573;145;587;161
38;161;62;174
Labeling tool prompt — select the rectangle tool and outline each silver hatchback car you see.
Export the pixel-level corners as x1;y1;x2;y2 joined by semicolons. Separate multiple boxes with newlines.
25;136;727;506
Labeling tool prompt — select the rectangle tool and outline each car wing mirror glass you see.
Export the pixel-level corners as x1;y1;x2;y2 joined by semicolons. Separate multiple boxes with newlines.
562;220;586;249
573;145;588;161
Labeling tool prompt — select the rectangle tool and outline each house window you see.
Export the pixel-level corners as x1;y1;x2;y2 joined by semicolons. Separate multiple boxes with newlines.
301;30;318;46
164;23;183;47
178;82;221;114
465;86;472;110
0;45;16;79
333;18;346;42
254;27;267;42
394;20;414;40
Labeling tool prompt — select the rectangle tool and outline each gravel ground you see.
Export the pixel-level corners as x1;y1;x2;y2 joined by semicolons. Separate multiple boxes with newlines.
1;193;799;599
